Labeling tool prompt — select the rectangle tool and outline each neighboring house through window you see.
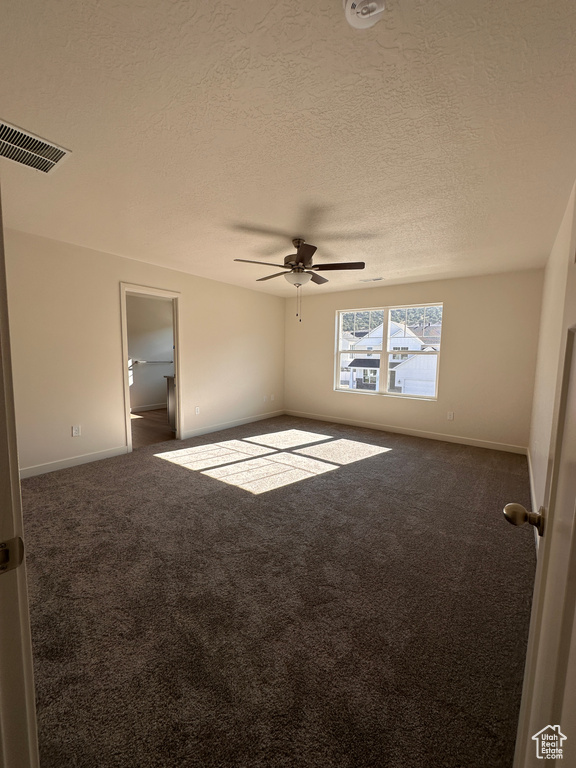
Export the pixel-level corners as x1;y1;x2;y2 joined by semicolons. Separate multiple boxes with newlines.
336;304;443;398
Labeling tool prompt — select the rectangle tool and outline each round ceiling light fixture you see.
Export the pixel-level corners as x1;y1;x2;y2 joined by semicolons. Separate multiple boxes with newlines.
343;0;386;29
284;271;313;287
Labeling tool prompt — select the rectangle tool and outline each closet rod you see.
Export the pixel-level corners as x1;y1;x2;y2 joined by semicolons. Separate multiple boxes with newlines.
131;360;173;365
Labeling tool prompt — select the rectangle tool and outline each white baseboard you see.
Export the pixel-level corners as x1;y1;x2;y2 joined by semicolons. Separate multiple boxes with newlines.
20;446;129;479
284;409;528;455
19;410;529;478
130;403;165;413
19;412;283;478
181;410;285;440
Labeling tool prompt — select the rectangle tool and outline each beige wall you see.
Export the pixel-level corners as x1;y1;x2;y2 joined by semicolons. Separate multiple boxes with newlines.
284;270;543;451
528;183;576;505
5;230;285;475
4;227;549;474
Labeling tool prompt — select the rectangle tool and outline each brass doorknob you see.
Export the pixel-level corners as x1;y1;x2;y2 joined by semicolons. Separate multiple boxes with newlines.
503;503;545;536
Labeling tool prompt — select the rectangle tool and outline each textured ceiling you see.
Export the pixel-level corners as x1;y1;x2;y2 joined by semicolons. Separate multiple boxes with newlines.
1;0;576;295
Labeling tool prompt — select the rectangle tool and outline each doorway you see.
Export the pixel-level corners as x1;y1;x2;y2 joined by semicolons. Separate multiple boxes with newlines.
120;284;181;451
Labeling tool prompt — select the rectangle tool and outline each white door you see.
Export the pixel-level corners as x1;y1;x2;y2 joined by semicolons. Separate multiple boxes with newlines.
513;326;576;767
0;189;39;766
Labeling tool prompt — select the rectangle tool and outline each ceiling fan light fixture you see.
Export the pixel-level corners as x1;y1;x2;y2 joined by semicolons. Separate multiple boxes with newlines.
285;271;312;287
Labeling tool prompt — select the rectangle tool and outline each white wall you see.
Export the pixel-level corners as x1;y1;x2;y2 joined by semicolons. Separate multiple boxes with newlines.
514;183;576;768
126;294;174;411
5;230;285;475
528;183;576;505
284;270;543;451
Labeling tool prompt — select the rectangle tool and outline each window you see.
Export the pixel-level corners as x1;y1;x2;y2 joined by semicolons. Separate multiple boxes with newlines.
392;346;409;360
363;369;377;384
335;304;443;398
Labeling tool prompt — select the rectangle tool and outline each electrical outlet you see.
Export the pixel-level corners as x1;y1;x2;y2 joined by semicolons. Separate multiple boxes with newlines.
195;406;200;415
264;395;268;403
271;394;275;401
71;425;81;437
447;412;454;421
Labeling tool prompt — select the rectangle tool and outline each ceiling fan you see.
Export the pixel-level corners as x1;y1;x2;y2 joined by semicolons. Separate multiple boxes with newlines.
234;238;365;286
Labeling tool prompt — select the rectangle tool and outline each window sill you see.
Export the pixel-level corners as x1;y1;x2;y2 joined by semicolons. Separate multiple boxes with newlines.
334;388;438;402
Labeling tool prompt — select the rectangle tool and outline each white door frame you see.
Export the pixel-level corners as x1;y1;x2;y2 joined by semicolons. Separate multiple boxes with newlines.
120;283;182;451
0;186;39;766
514;325;576;767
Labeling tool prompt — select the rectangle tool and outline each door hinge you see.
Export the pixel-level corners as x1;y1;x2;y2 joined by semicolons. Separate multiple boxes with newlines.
0;537;24;575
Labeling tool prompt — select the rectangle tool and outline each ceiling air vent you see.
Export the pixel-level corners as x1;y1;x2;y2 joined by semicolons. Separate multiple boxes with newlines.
0;120;69;173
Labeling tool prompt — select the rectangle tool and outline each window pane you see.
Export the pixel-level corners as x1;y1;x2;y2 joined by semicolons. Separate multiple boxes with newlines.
390;307;406;326
369;309;384;330
340;310;383;350
388;306;442;351
351;320;383;351
388;308;418;352
387;353;437;396
339;314;357;351
343;353;380;391
338;352;356;388
355;311;370;331
341;312;355;333
406;307;426;326
421;305;443;349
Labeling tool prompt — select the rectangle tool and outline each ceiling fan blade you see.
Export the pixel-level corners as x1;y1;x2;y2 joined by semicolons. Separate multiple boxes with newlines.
256;243;291;257
299;203;327;234
256;272;288;282
316;232;377;241
232;223;292;238
235;259;290;269
298;242;317;266
309;272;329;285
313;261;366;271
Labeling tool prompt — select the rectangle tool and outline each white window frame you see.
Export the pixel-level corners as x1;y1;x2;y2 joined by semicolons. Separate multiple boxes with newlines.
334;302;442;400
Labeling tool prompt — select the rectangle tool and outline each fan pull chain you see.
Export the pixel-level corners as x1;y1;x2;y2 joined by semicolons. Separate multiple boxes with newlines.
296;285;303;322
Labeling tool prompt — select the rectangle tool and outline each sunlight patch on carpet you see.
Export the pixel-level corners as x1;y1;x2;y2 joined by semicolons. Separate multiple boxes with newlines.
155;430;391;493
296;439;391;465
202;453;337;494
156;441;274;470
242;429;332;450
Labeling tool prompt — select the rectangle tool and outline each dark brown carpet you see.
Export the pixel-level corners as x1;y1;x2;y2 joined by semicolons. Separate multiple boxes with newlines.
21;416;536;768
